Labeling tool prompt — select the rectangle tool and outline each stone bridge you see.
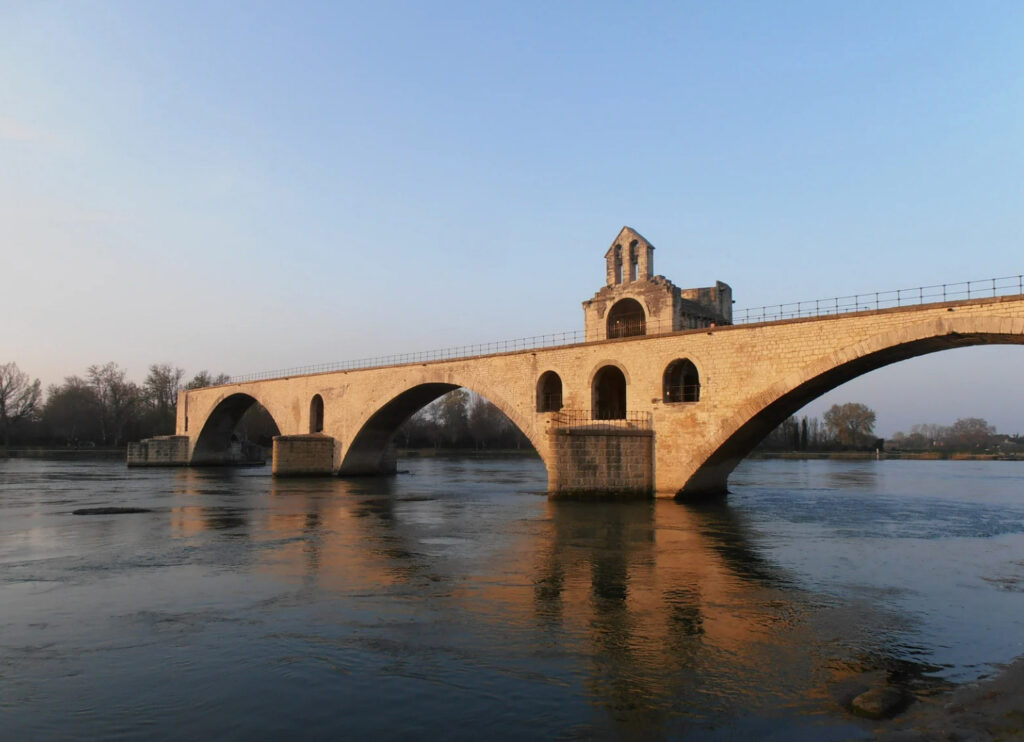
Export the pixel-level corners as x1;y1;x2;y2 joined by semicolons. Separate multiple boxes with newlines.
130;229;1024;498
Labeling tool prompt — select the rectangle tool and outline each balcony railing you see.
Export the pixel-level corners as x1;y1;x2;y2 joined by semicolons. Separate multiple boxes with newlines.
663;384;701;403
551;410;653;431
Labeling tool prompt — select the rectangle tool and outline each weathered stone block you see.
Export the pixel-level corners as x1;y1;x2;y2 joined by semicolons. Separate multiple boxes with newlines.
127;435;190;467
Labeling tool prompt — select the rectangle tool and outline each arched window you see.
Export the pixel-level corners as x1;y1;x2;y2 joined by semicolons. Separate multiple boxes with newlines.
310;394;324;433
537;371;563;412
614;244;623;284
629;240;639;281
663;360;700;403
593;365;627;420
607;298;646;339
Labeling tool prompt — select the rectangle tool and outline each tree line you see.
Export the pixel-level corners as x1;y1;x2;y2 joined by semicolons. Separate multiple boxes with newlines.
0;361;227;448
757;401;1023;454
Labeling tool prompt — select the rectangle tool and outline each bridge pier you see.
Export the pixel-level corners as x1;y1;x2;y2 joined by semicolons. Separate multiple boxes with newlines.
127;435;190;467
272;434;335;476
548;427;654;498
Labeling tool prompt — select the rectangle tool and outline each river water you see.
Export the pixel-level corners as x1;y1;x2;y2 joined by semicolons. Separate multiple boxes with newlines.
2;456;1023;740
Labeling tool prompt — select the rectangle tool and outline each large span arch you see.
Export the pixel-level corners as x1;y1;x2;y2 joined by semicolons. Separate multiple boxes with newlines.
338;379;549;476
678;314;1024;497
191;392;283;465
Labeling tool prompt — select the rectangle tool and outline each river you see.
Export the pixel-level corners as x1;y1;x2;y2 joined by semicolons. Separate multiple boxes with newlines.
2;456;1023;740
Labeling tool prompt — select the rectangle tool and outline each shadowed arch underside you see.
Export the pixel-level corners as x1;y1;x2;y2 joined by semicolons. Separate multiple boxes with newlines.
192;393;282;465
338;382;548;477
338;383;458;475
681;322;1024;498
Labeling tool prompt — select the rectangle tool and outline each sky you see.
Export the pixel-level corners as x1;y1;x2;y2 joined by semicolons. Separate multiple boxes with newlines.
2;1;1022;436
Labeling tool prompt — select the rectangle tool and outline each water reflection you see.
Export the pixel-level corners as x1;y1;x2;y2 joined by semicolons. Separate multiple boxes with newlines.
4;458;1022;740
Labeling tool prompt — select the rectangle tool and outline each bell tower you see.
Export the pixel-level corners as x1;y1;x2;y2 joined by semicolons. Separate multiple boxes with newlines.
605;227;654;286
584;227;733;340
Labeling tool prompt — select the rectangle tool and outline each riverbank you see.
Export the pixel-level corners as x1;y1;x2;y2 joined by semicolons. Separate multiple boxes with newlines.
750;451;1023;461
1;447;125;460
874;656;1024;740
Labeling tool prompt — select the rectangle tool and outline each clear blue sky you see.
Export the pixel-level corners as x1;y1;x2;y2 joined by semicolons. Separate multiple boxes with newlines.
2;1;1022;435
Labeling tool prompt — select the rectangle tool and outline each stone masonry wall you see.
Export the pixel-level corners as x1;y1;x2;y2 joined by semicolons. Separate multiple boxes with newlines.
550;429;653;496
272;434;334;476
127;435;190;466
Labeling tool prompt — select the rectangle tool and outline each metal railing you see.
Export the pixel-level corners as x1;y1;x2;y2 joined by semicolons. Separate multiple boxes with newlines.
663;384;701;403
551;410;653;431
198;273;1022;388
734;274;1024;324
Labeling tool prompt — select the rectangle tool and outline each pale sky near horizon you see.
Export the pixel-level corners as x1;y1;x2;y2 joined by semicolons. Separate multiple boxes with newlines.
2;2;1022;436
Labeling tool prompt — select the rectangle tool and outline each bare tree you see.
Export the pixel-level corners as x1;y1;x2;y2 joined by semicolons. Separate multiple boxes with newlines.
42;376;101;445
185;370;231;390
144;363;184;434
823;402;877;448
87;362;141;446
942;417;996;450
0;362;42;447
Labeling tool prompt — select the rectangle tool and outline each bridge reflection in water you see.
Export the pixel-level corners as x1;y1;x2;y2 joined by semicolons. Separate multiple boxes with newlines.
164;460;924;737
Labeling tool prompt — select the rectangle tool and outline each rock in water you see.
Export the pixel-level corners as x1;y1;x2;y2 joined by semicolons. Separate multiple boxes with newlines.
72;507;152;515
851;686;911;719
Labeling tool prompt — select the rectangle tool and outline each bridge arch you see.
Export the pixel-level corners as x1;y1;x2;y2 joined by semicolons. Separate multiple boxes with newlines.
681;314;1024;496
191;392;282;465
338;380;548;477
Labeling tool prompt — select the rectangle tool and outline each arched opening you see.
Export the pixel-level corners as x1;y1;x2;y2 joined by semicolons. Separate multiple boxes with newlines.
614;244;623;284
537;371;563;412
593;366;627;420
310;394;324;433
607;298;646;339
339;384;542;477
629;240;639;282
664;359;700;403
192;393;281;465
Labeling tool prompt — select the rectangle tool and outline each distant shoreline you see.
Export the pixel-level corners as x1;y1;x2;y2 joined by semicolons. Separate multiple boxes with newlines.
1;447;126;459
749;451;1023;461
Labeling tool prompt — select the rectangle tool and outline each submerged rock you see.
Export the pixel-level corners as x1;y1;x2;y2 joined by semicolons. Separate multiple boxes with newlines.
72;507;152;515
851;686;911;719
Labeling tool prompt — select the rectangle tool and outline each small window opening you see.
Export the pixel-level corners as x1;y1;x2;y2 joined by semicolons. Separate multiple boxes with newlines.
664;360;700;403
310;394;325;433
537;371;563;412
